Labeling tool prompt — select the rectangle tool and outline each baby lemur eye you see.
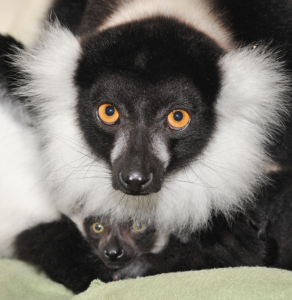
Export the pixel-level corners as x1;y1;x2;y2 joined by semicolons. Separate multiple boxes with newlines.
92;222;104;233
97;104;119;125
131;222;146;233
167;109;190;130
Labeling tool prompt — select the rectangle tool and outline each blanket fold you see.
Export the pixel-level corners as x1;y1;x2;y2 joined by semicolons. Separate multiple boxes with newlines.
1;259;292;300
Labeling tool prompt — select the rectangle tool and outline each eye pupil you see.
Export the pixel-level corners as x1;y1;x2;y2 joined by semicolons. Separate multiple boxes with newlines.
95;224;102;231
131;222;146;232
135;223;142;230
105;106;115;116
173;111;183;122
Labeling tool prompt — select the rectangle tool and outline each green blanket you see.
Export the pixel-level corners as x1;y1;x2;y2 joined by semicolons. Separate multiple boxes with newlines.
1;259;292;300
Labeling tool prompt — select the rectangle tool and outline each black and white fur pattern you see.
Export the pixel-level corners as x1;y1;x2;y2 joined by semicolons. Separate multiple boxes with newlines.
1;0;292;256
16;211;269;294
14;27;289;229
15;170;292;294
14;209;270;293
0;90;59;257
0;35;60;257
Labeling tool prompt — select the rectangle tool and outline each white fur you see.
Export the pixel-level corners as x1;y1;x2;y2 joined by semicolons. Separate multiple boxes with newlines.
70;214;86;236
151;232;170;254
100;0;234;50
160;47;290;232
111;132;128;163
152;135;170;168
111;131;170;168
13;24;290;235
0;85;59;257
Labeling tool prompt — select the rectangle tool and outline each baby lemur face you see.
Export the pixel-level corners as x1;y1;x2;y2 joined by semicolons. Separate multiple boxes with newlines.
84;217;166;269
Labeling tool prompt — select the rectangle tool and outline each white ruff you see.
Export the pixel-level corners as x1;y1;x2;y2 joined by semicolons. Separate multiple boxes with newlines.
14;24;290;234
0;85;59;258
99;0;233;50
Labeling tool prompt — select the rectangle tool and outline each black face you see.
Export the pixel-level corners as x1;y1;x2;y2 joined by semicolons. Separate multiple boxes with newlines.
84;217;156;269
75;17;223;196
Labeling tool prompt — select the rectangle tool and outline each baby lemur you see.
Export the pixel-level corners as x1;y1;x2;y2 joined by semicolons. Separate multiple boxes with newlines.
83;213;271;282
83;217;167;281
15;171;292;294
15;212;269;293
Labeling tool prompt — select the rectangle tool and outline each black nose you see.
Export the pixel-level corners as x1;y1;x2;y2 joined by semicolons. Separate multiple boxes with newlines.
119;171;153;194
104;249;124;261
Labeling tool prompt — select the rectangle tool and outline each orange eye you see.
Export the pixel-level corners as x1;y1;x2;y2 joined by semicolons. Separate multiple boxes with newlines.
98;104;119;125
92;222;104;233
167;110;190;130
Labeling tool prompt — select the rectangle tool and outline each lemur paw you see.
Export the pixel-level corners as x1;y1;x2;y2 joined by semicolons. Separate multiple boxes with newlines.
113;260;150;281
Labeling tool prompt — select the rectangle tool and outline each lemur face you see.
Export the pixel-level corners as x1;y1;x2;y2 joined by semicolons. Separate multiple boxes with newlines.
15;15;289;231
84;217;158;269
76;18;222;196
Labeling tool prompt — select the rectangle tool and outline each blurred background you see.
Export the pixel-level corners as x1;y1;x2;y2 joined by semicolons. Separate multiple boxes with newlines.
0;0;52;46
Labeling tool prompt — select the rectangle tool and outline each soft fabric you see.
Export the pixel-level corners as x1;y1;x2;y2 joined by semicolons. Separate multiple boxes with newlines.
1;260;292;300
73;267;292;300
0;259;73;300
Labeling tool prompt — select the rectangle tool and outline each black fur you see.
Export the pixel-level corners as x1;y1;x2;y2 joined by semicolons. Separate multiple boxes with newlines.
50;0;87;34
113;212;271;280
214;0;292;53
15;216;114;294
256;171;292;270
50;0;121;36
0;35;23;90
212;0;292;165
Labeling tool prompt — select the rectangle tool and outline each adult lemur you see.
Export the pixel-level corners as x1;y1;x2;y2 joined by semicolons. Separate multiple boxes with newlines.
1;0;292;256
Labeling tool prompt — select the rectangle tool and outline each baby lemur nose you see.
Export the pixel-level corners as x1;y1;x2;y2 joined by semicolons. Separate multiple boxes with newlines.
119;171;153;194
104;248;124;261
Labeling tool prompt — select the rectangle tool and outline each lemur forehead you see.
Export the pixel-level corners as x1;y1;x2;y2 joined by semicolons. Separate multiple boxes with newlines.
134;51;149;70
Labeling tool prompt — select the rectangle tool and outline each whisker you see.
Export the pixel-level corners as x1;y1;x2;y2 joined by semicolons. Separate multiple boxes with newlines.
164;178;207;188
197;147;237;161
50;135;93;159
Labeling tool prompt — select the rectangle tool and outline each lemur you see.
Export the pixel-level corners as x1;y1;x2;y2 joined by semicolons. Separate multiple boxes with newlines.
1;0;292;259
